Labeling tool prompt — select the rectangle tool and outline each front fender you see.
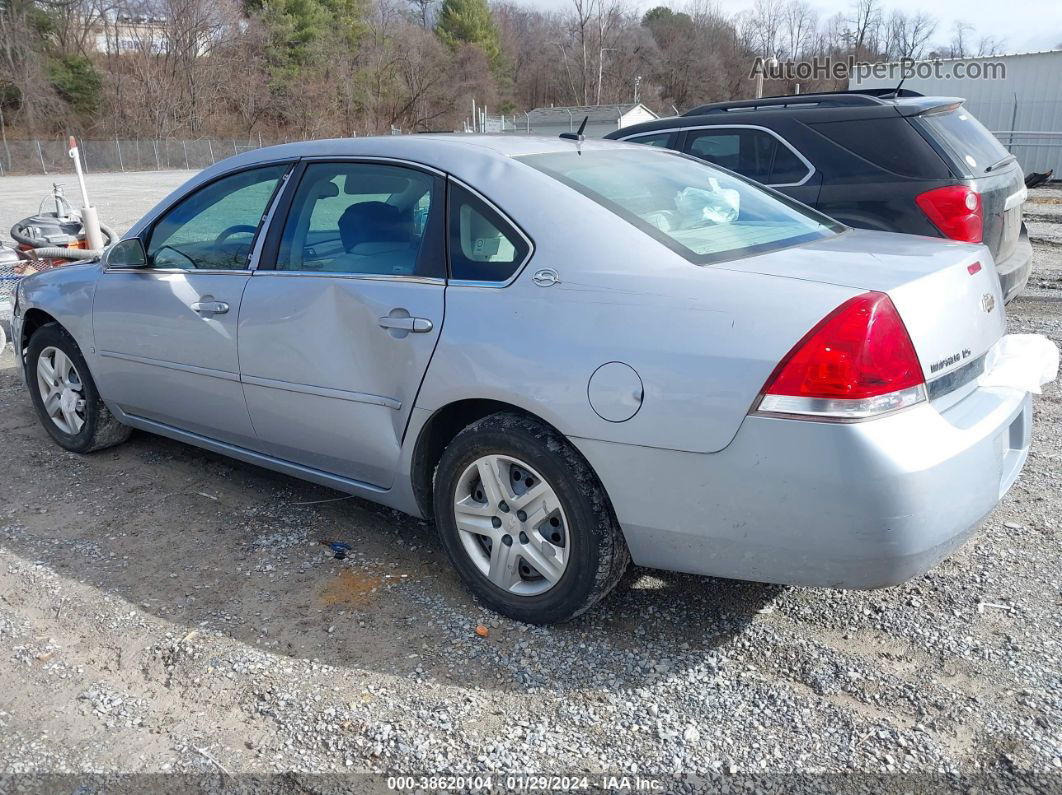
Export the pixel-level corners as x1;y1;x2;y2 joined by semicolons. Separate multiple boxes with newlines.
15;262;102;364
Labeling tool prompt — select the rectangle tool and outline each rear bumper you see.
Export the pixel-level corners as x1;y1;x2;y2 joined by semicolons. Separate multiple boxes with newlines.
571;387;1032;589
996;226;1032;303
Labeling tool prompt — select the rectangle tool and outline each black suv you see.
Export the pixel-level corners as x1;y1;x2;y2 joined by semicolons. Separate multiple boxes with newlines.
606;89;1031;302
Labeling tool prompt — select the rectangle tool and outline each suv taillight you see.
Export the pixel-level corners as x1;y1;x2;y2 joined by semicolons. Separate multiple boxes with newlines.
916;185;983;243
756;292;926;420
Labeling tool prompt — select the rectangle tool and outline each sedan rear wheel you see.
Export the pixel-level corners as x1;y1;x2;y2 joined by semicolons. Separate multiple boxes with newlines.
434;412;629;624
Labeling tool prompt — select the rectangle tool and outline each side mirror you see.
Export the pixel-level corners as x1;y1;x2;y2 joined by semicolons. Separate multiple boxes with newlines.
107;238;148;268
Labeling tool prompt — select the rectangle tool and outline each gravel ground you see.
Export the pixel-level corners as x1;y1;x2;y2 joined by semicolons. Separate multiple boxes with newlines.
0;181;1060;793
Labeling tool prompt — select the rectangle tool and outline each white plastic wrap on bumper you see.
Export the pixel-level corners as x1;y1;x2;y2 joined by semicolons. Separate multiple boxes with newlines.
978;334;1060;394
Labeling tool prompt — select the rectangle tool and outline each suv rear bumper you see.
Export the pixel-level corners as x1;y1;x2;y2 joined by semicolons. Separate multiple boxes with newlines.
997;225;1032;303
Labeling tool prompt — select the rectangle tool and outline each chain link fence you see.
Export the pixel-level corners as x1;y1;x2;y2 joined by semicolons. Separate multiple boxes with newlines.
0;137;291;176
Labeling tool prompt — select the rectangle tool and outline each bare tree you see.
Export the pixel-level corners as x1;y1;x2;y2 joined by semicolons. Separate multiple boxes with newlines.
885;10;935;60
849;0;883;57
948;20;973;58
781;0;817;59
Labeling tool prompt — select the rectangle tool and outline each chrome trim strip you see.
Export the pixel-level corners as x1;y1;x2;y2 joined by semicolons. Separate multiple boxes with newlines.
251;271;445;286
446;175;535;288
1004;186;1028;212
99;350;241;382
104;268;252;276
927;353;986;401
620;124;817;188
240;374;402;409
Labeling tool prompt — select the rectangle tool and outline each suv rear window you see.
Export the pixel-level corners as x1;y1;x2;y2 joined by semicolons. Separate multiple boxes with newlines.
519;149;840;265
916;106;1011;176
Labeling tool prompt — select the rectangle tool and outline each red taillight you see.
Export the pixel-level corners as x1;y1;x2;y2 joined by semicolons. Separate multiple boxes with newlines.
757;292;927;419
916;185;983;243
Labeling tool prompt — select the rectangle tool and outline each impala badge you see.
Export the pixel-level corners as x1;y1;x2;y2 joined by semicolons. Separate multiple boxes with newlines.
981;293;996;314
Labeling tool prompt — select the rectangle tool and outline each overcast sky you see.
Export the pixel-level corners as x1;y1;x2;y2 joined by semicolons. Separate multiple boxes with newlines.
520;0;1062;55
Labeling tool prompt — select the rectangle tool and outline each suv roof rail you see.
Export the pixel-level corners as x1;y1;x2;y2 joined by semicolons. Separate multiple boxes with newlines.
681;88;925;116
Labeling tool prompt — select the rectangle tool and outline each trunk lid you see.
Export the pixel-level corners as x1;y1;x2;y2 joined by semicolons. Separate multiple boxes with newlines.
716;229;1007;385
972;164;1026;264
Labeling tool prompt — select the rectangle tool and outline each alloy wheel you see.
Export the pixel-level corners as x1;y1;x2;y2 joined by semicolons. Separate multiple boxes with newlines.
36;346;86;435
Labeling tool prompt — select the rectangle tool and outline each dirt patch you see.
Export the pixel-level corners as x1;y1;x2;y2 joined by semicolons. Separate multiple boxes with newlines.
318;568;387;608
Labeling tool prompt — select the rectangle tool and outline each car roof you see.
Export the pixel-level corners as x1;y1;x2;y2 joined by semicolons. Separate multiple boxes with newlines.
214;134;639;173
608;93;965;138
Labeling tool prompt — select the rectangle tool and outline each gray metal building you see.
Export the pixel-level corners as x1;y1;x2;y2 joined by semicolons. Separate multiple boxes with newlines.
851;49;1062;176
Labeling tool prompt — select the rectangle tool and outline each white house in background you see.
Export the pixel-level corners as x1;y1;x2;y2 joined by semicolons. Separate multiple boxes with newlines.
91;14;171;55
850;49;1062;175
525;104;658;139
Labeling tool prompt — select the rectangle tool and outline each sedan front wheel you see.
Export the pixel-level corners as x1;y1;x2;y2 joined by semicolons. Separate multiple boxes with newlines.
27;323;131;453
434;413;629;624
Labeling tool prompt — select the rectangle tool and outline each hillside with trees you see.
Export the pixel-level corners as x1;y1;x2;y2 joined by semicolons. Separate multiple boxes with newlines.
0;0;1006;139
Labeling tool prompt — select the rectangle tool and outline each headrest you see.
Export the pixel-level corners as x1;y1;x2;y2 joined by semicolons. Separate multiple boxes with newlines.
313;181;340;199
338;201;406;251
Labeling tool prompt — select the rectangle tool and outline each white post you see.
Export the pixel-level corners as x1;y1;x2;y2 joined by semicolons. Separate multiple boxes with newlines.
67;136;104;251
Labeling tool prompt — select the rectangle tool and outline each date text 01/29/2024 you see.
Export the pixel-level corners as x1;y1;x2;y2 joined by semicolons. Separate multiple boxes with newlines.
386;775;666;791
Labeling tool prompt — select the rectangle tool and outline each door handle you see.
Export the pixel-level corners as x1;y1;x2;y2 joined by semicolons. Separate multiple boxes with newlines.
378;316;433;333
191;300;229;315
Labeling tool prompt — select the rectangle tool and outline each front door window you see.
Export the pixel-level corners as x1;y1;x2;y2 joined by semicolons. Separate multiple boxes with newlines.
146;165;288;270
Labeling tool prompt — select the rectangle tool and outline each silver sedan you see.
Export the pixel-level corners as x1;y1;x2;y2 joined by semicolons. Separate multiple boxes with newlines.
11;135;1044;623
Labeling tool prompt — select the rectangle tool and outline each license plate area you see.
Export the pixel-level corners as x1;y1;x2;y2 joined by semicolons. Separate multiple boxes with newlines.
998;206;1023;259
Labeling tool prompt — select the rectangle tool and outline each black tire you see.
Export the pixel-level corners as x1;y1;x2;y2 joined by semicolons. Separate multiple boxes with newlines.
433;412;629;624
26;323;131;454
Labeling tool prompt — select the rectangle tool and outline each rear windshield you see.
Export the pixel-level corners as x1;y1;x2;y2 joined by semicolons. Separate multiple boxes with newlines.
917;106;1012;176
518;149;840;265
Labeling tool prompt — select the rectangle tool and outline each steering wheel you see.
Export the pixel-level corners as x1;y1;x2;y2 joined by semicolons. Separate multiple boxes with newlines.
214;225;257;246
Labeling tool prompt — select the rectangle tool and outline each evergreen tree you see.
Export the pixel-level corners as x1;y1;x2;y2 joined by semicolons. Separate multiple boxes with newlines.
436;0;500;68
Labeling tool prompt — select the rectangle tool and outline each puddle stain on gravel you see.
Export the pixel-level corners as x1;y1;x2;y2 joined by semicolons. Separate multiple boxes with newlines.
317;568;385;607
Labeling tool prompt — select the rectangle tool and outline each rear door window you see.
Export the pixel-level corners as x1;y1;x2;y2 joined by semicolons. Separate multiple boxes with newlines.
275;162;443;277
916;106;1011;176
684;128;810;186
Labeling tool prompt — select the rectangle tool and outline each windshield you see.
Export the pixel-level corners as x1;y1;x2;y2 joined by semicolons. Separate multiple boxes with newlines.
917;106;1012;176
518;148;839;264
